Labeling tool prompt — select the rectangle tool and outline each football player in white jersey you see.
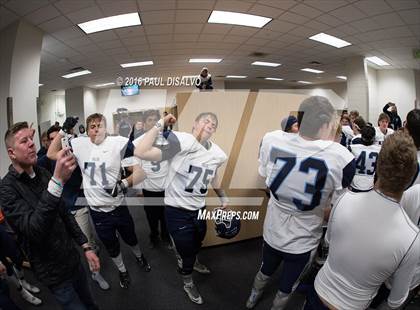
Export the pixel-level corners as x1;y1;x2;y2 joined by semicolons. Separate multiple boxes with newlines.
314;132;420;310
246;96;356;310
348;125;381;192
133;110;170;248
48;113;151;289
405;109;420;186
375;113;394;145
134;112;228;305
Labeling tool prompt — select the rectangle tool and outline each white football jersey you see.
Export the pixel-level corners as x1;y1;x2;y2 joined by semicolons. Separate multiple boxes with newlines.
374;127;394;145
341;125;354;146
315;190;420;310
71;136;129;211
133;134;169;192
400;184;420;289
349;143;381;191
163;131;227;211
259;131;355;254
413;151;420;186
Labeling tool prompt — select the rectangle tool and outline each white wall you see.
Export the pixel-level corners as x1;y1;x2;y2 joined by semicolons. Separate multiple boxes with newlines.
38;91;66;125
366;65;378;124
83;87;97;124
376;69;416;124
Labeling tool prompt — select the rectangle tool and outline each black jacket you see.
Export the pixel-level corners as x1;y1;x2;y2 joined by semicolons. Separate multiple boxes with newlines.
383;103;402;130
0;165;87;287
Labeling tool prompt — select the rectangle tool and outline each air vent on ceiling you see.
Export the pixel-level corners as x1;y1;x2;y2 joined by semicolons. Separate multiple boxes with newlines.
309;61;322;66
249;52;269;57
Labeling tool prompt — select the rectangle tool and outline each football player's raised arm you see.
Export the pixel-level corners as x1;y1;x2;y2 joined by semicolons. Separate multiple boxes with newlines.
126;164;147;187
134;113;177;161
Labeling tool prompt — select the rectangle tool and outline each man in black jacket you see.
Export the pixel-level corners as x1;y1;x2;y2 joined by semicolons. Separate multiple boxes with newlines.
0;122;100;310
383;102;402;130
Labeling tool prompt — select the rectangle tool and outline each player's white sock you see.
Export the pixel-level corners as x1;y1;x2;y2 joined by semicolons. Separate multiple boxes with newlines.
130;245;143;259
111;253;127;272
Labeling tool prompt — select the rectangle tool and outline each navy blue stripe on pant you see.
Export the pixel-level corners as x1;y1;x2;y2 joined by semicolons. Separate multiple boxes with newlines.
165;206;206;275
90;205;138;258
261;241;312;294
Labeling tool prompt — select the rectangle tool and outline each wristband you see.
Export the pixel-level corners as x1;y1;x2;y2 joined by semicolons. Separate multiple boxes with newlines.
59;129;66;137
121;179;129;188
51;177;63;188
154;119;164;131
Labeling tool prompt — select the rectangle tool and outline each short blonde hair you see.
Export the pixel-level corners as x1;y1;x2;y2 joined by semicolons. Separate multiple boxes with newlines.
376;131;418;193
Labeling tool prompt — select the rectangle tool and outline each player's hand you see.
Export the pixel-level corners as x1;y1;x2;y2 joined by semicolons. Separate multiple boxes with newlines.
163;113;176;126
85;250;100;273
63;116;78;133
53;148;76;184
0;262;6;276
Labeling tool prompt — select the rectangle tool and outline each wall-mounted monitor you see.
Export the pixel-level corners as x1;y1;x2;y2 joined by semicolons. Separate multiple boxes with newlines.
121;84;139;96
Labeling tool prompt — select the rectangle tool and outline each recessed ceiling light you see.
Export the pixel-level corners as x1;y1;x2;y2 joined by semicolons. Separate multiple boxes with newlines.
38;83;44;87
226;75;247;78
309;33;352;48
365;56;390;66
298;81;312;84
265;77;283;81
62;70;91;79
208;10;272;28
120;60;153;68
251;61;281;67
301;68;324;74
95;82;115;87
78;12;141;34
336;76;347;80
189;58;222;63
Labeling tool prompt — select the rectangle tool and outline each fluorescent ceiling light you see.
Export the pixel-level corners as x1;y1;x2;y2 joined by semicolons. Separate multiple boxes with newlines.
62;70;91;79
265;77;283;81
189;58;222;63
301;68;324;74
365;56;390;66
208;10;271;28
298;81;312;84
252;61;281;67
120;60;153;68
336;76;347;80
38;83;44;87
226;75;247;78
78;13;141;34
309;33;352;48
95;82;115;87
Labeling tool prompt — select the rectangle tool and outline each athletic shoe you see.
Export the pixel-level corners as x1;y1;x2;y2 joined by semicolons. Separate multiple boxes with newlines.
21;287;42;306
246;288;263;309
21;280;40;294
119;271;130;289
193;260;211;274
92;272;110;290
183;283;203;305
136;254;151;272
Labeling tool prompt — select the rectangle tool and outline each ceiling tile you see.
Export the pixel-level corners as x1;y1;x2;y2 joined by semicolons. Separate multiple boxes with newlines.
290;4;323;18
145;24;174;35
0;6;18;29
316;14;344;27
287;26;319;38
202;24;232;34
174;23;204;33
223;35;248;43
253;29;282;39
147;34;173;43
175;9;210;23
247;4;284;18
177;0;215;10
278;11;310;24
51;27;85;41
24;4;61;25
304;0;348;12
351;18;380;32
115;26;145;38
353;0;393;16
137;0;176;11
265;19;297;32
66;5;103;24
245;37;271;46
214;0;254;12
173;34;199;42
305;20;331;31
88;30;119;42
256;0;297;11
4;0;49;16
96;40;123;50
53;0;96;14
65;37;93;47
38;15;73;32
386;0;420;10
140;10;175;24
198;33;225;41
120;36;148;46
371;12;405;28
330;5;367;22
97;0;138;16
398;9;420;25
228;25;260;36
